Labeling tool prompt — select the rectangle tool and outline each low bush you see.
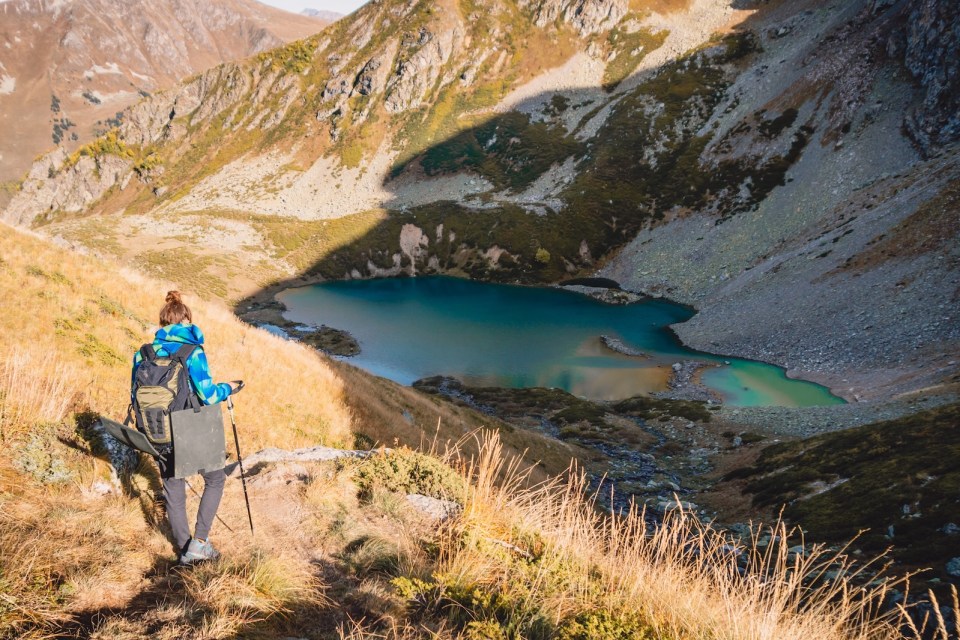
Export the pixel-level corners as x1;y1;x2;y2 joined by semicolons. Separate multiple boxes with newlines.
353;448;465;501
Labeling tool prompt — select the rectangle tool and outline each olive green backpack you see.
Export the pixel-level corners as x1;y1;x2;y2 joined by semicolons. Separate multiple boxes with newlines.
129;343;201;445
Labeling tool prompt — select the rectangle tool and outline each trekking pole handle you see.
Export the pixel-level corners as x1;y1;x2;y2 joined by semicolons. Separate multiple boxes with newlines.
227;381;244;411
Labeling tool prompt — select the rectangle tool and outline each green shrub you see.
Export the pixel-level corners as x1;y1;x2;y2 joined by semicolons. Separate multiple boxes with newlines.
353;448;465;501
392;575;552;639
557;610;654;640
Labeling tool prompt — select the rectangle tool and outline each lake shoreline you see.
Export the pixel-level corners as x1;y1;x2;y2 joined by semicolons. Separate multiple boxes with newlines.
260;275;846;407
237;273;858;404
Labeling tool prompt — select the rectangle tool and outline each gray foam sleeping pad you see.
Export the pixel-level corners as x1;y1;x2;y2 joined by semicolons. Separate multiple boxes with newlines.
171;403;226;478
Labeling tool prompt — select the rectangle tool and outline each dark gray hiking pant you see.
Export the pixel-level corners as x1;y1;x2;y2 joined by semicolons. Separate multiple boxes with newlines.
162;468;226;552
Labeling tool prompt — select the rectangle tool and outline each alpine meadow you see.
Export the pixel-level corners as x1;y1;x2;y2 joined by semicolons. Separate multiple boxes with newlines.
0;0;957;638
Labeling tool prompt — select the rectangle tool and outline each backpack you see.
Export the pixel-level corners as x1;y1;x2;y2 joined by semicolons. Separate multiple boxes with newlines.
129;343;201;445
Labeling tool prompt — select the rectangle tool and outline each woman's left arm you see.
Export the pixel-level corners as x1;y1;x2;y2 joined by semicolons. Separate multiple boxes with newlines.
185;347;232;405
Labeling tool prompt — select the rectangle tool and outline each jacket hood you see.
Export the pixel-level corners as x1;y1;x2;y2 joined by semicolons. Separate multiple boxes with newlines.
154;323;205;348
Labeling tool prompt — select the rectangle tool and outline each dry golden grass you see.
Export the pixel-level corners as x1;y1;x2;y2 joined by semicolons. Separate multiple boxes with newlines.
0;224;353;637
0;464;163;638
0;224;352;450
0;348;78;441
379;433;938;640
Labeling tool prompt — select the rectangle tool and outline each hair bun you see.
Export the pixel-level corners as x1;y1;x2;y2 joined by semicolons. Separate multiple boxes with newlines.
165;290;183;304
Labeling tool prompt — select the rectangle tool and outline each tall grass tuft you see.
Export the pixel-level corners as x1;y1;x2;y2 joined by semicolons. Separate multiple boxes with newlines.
406;432;914;640
180;549;326;631
0;348;77;441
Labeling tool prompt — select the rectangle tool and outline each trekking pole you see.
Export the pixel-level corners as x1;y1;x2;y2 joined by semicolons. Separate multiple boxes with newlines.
226;382;254;537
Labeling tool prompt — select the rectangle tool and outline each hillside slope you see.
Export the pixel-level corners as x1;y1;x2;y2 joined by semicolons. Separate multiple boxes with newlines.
712;403;960;593
1;0;958;401
0;0;329;185
1;224;946;640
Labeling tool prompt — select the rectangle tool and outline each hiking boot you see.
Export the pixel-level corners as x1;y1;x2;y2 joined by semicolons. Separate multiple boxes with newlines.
179;538;220;565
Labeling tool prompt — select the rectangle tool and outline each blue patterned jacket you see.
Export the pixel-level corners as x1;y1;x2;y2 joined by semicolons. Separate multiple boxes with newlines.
131;323;232;405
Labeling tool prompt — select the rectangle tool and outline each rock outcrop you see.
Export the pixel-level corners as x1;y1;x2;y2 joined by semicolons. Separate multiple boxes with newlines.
896;0;960;154
385;27;461;113
523;0;629;35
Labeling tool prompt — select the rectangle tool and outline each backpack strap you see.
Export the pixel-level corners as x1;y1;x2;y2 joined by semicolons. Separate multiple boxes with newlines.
139;343;158;362
171;344;202;412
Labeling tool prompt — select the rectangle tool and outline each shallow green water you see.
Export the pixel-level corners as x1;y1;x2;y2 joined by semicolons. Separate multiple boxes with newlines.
277;276;844;407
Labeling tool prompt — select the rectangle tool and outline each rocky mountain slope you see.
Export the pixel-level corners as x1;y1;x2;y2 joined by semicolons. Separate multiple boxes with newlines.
0;0;329;186
2;0;958;402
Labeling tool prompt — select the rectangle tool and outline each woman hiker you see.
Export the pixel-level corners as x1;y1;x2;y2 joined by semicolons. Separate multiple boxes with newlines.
130;291;240;565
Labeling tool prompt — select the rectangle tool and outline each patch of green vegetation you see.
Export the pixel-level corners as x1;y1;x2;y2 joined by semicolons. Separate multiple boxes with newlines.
340;137;365;168
95;294;148;329
722;29;761;60
602;26;668;91
391;78;513;176
257;37;319;74
294;325;360;356
352;448;466;502
418;111;584;192
726;404;960;573
25;266;71;286
132;149;162;178
14;424;76;484
64;130;135;169
54;317;81;337
77;333;125;365
97;295;124;317
558;610;654;640
0;180;20;196
394;574;553;639
416;378;577;415
612;396;712;422
554;402;609;427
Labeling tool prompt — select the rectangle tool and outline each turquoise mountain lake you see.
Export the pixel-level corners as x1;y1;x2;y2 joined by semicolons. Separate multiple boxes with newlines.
277;277;844;407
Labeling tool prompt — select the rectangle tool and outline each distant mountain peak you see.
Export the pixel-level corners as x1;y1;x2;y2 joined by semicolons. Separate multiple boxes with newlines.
300;7;344;21
0;0;333;184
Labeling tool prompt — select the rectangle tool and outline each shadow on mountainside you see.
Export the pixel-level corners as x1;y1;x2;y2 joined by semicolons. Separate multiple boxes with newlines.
233;5;804;315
